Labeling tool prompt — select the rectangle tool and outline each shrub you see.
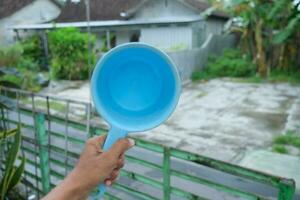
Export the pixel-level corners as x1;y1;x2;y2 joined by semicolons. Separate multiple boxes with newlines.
271;130;300;155
0;41;40;71
272;144;288;154
192;49;256;81
0;44;23;67
48;28;96;80
269;69;300;84
0;69;41;92
206;49;256;77
20;35;44;70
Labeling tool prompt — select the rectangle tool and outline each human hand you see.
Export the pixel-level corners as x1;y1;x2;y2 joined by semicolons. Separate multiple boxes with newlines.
42;135;134;200
68;135;135;192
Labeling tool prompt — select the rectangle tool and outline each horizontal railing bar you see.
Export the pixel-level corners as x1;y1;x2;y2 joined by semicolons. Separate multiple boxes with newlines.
121;169;163;189
49;169;65;179
170;186;209;200
132;138;164;153
113;182;159;200
171;169;263;200
104;193;122;200
21;178;43;194
5;118;85;146
47;130;85;145
9;106;90;132
4;118;34;130
125;155;162;170
170;148;288;188
22;146;75;170
22;135;80;159
0;87;90;106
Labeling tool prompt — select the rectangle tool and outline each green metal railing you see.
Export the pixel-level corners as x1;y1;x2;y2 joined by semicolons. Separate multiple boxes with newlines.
0;87;296;200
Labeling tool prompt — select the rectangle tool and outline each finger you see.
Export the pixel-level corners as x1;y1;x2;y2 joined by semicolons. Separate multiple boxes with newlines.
116;156;125;169
87;135;106;148
106;170;120;185
105;179;112;186
108;138;134;157
119;154;125;159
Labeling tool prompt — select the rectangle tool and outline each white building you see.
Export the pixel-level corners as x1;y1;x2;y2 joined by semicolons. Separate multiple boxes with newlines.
10;0;229;51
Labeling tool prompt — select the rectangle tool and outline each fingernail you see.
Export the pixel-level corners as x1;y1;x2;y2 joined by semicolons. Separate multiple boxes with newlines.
128;138;135;146
106;180;112;186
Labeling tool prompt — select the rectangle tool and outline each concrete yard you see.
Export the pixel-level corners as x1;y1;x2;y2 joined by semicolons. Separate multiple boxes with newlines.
139;79;300;162
44;78;300;191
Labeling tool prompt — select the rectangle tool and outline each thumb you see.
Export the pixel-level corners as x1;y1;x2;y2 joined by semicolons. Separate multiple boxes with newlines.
107;138;135;157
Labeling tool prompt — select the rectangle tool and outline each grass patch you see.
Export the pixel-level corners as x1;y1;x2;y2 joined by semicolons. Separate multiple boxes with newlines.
268;70;300;85
197;92;207;98
272;144;288;154
273;131;300;149
191;49;256;82
230;76;264;84
271;130;300;154
191;71;212;82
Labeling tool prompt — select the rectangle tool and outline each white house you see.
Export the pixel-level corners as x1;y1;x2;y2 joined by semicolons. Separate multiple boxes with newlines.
10;0;228;51
0;0;62;45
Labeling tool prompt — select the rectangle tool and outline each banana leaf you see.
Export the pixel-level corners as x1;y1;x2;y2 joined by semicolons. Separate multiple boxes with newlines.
7;156;26;192
0;127;23;200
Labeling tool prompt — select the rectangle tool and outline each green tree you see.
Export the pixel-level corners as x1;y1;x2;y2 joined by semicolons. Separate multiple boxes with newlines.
211;0;300;77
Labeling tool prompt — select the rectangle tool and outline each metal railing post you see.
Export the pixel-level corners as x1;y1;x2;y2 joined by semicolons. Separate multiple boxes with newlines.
163;147;171;200
35;113;51;195
278;179;295;200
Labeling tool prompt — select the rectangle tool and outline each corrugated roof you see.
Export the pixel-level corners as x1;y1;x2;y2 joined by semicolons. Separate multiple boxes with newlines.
10;16;203;30
0;0;62;19
55;0;228;23
182;0;229;18
0;0;34;19
55;0;143;22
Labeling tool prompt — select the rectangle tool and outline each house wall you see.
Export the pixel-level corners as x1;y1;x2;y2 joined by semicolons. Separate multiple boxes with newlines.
205;18;226;36
116;31;131;45
140;26;192;51
0;0;60;45
167;33;237;81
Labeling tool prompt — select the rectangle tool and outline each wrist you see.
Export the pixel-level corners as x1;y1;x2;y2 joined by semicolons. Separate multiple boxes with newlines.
62;169;91;199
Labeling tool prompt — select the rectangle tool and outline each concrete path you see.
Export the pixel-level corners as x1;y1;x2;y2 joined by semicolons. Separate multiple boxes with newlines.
139;79;300;162
238;150;300;192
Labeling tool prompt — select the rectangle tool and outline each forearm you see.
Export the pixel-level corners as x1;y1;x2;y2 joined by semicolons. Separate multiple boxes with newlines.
42;170;91;200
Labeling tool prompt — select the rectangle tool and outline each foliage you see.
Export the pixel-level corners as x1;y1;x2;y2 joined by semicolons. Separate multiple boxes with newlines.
273;130;300;149
0;127;26;200
206;49;255;77
0;39;41;71
210;0;300;77
272;145;288;154
191;49;255;81
0;37;49;92
0;68;41;92
48;28;96;80
269;70;300;85
20;35;44;70
0;44;23;67
271;130;300;154
191;70;212;82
